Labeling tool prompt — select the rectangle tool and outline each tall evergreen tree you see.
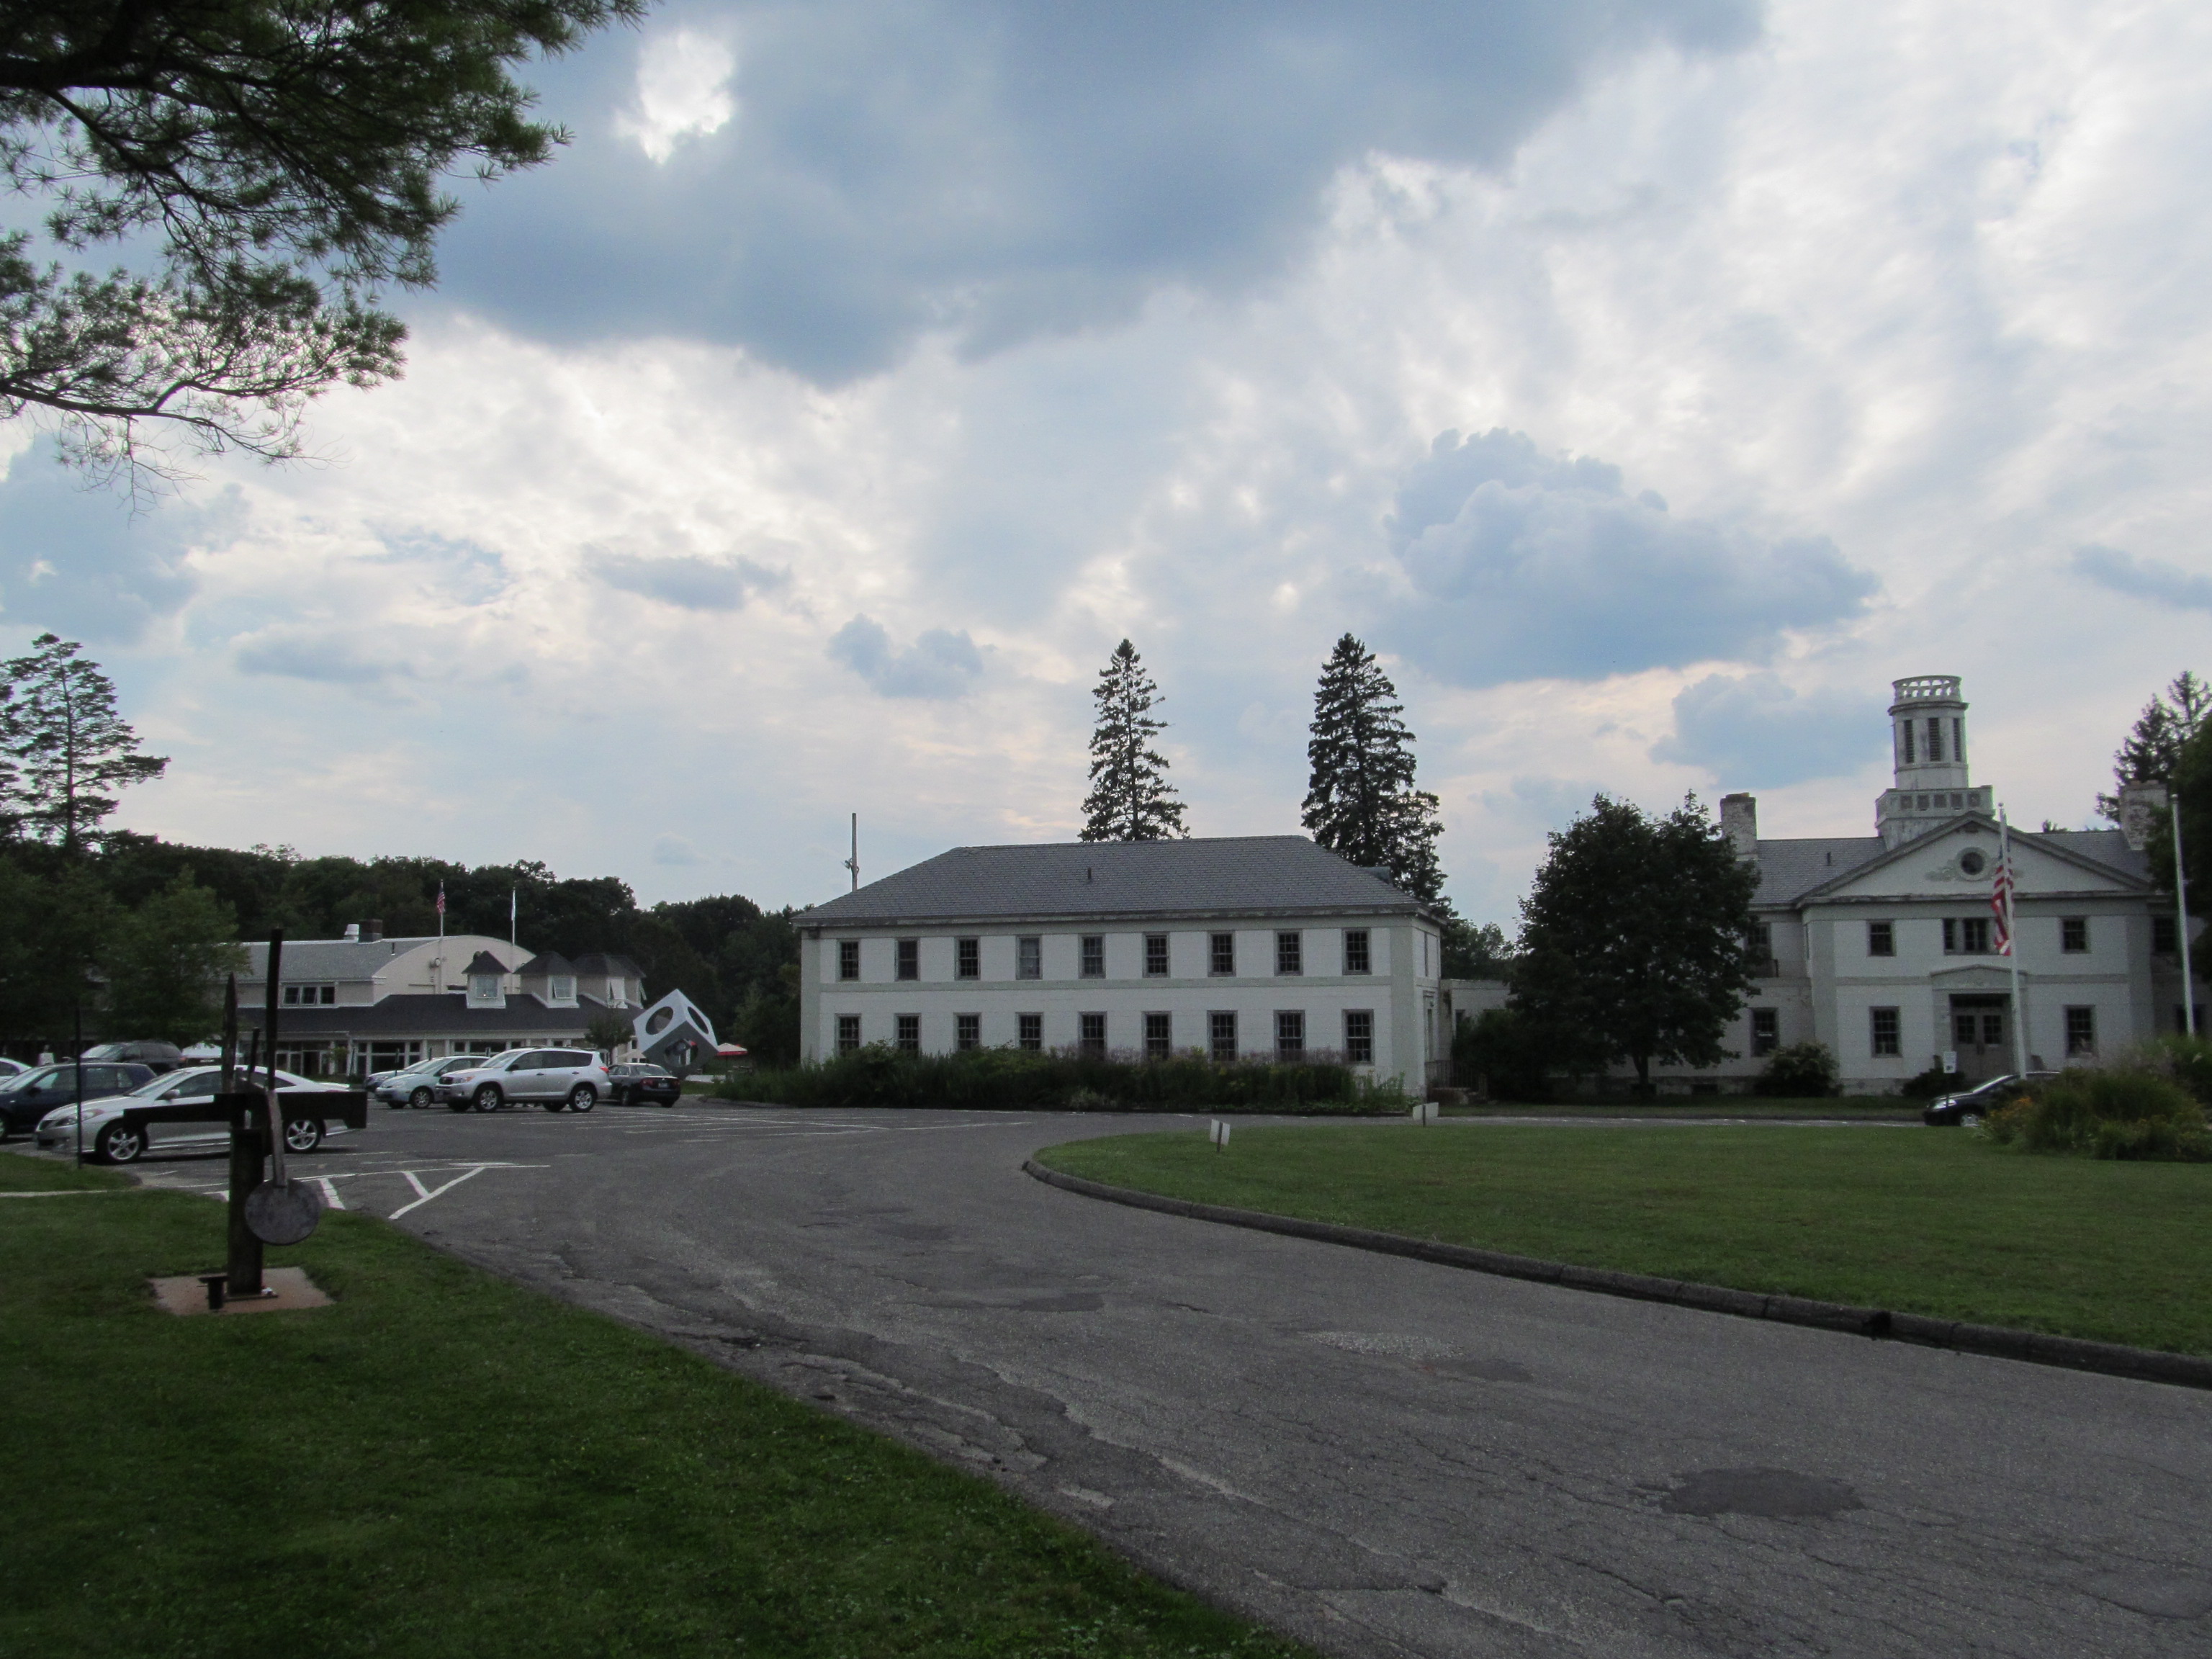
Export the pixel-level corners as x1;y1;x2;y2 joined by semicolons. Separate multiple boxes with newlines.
1301;634;1446;902
2098;670;2208;821
1;634;168;853
1080;639;1187;842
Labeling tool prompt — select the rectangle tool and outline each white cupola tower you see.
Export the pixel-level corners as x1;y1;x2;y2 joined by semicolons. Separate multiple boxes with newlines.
1876;675;1992;847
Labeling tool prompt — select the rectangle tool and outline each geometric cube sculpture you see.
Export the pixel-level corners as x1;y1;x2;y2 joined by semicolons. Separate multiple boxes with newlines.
633;989;719;1076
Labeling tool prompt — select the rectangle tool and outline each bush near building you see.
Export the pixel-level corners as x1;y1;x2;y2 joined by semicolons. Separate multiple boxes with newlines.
1987;1047;2210;1161
717;1045;1409;1114
1755;1041;1842;1099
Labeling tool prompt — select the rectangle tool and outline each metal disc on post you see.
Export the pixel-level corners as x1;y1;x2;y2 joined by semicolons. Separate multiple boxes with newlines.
244;1179;324;1245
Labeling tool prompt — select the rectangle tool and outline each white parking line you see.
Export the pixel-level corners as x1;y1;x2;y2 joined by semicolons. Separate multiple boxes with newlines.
388;1165;489;1219
310;1176;344;1210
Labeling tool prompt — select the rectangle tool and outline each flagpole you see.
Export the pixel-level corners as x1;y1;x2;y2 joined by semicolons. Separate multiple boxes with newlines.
2000;806;2028;1076
2175;791;2198;1038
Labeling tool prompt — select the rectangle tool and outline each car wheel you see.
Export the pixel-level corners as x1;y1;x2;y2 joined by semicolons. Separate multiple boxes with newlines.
283;1117;324;1154
410;1086;433;1109
472;1085;503;1113
567;1085;597;1113
95;1123;146;1164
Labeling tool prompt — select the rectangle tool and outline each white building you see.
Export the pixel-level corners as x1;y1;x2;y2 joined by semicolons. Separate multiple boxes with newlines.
1657;675;2198;1094
798;836;1451;1087
236;924;647;1076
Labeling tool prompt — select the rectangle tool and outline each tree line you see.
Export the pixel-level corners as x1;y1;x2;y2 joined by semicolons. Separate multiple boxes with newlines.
0;636;801;1061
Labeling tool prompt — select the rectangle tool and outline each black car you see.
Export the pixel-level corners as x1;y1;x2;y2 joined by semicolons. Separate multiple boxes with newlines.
1922;1071;2057;1127
0;1061;158;1135
80;1039;186;1075
607;1063;681;1107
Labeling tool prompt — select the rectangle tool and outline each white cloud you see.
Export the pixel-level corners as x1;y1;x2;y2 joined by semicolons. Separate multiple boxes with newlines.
615;30;737;164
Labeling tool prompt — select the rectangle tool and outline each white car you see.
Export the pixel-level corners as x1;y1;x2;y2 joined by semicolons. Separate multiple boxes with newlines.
374;1054;493;1109
435;1047;611;1113
0;1057;27;1082
34;1066;352;1164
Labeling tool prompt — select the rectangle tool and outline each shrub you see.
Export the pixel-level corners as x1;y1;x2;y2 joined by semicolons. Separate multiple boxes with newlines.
1755;1041;1840;1099
1452;1007;1558;1101
2154;1033;2212;1107
713;1044;1411;1115
1899;1064;1952;1100
1996;1065;2210;1161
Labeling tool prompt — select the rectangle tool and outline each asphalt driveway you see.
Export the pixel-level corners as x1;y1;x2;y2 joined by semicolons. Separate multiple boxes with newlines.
120;1104;2212;1658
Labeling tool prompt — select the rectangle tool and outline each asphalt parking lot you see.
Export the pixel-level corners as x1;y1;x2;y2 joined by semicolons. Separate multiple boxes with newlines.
59;1102;2212;1658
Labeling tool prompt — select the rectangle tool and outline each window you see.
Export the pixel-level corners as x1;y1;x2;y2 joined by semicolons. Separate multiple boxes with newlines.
1017;936;1042;980
956;938;980;979
282;984;337;1006
2065;1006;2096;1057
838;940;860;981
836;1015;861;1055
1867;921;1894;958
1901;721;1915;765
2061;917;2088;954
1275;931;1303;976
1870;1007;1901;1057
1343;929;1370;975
1079;1013;1107;1058
2154;915;2180;954
896;939;920;981
1344;1010;1373;1064
1080;935;1106;979
1275;1010;1305;1061
468;974;500;1006
956;1013;981;1051
549;975;575;1002
1750;922;1773;960
895;1015;920;1053
1144;933;1169;977
1209;1011;1237;1062
1209;932;1236;976
1943;917;1990;955
1750;1008;1779;1057
1017;1013;1043;1053
1144;1012;1172;1060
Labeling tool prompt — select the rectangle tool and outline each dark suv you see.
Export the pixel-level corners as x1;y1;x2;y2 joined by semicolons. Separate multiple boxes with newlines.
0;1061;157;1136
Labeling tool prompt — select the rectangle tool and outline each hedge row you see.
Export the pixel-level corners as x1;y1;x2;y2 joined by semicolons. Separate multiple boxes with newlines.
712;1044;1411;1114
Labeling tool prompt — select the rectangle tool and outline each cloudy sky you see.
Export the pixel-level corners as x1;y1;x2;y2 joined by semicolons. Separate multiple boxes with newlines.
4;0;2208;926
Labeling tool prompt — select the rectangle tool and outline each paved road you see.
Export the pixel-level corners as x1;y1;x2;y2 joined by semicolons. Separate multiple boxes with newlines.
120;1105;2212;1658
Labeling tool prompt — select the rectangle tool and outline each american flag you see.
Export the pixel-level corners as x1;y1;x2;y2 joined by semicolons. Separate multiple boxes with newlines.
436;883;446;917
1991;854;2014;956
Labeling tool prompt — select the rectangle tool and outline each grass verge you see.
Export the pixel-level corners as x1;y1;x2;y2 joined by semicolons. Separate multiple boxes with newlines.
1034;1125;2212;1357
1446;1097;1918;1120
0;1151;1307;1659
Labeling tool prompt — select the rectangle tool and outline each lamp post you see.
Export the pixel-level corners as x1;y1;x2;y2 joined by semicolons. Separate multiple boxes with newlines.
2176;788;2198;1038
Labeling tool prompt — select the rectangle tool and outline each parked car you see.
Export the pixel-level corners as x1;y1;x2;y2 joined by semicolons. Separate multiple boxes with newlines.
1922;1071;2058;1127
0;1061;156;1136
374;1055;493;1109
607;1062;681;1107
79;1039;187;1074
33;1066;351;1163
0;1057;26;1082
435;1048;610;1113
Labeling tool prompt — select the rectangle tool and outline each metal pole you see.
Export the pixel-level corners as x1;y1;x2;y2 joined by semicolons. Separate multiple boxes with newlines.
2000;807;2028;1076
71;999;83;1167
845;813;859;892
2175;791;2198;1037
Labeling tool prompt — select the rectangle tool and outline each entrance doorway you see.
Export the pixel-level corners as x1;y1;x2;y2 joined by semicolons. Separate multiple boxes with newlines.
1948;994;2010;1082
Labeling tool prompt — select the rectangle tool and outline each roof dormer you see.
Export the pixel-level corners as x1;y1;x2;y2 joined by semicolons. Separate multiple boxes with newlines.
518;950;578;1007
463;950;508;1010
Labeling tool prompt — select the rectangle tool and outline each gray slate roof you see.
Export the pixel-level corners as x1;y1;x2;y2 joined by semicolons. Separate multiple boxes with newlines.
241;936;444;980
253;993;613;1038
806;836;1421;926
1753;824;2152;909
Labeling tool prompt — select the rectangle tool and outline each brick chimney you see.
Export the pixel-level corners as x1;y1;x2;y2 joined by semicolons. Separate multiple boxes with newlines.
1719;793;1758;860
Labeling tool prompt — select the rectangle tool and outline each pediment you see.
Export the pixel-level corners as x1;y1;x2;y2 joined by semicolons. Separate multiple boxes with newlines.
1802;818;2147;904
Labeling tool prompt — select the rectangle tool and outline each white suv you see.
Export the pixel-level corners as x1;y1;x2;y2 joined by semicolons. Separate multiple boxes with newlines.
438;1048;609;1113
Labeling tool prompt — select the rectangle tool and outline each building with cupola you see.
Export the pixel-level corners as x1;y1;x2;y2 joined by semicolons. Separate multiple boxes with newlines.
1682;675;2199;1094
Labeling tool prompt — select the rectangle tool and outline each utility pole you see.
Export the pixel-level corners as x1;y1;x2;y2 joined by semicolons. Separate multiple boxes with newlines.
843;814;860;892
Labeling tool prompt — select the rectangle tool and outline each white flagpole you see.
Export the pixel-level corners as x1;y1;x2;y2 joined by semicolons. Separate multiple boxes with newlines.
2000;806;2028;1076
2176;791;2198;1037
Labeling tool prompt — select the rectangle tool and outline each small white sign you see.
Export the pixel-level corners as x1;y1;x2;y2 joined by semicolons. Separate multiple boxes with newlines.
1411;1102;1441;1124
1942;1050;1959;1074
1208;1119;1231;1148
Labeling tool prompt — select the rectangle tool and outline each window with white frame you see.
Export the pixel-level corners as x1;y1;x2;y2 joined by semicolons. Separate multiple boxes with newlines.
1017;936;1042;980
956;1013;981;1051
2064;1006;2096;1056
1079;1012;1107;1057
1143;933;1169;977
1274;1010;1305;1060
896;940;920;981
1017;1013;1043;1052
1208;1010;1236;1061
1208;932;1235;976
1343;929;1370;974
1275;931;1301;976
895;1014;920;1053
1080;935;1106;978
1869;1007;1901;1057
282;984;337;1006
2061;917;2088;953
1343;1010;1373;1064
836;1015;861;1054
1143;1012;1171;1059
838;940;860;981
956;938;980;979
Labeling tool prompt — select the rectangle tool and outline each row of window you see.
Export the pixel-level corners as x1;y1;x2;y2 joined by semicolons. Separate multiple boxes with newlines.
1858;917;2099;957
839;928;1374;984
1863;1005;2100;1057
1897;716;1964;766
835;1008;1377;1064
281;983;339;1005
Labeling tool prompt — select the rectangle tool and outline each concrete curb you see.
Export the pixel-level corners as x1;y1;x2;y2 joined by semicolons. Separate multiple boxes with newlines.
1022;1159;2212;1393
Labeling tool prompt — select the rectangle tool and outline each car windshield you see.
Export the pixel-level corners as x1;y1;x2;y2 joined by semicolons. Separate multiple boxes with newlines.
2;1064;68;1092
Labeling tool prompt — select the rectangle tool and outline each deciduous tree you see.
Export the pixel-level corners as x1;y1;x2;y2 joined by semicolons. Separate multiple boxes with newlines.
1512;793;1759;1094
1080;639;1187;842
102;871;245;1043
0;0;638;490
1300;634;1445;903
1;634;168;853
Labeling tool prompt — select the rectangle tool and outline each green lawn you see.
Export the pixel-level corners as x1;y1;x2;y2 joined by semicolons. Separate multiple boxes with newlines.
1035;1125;2212;1357
1447;1097;1919;1120
0;1153;1307;1659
